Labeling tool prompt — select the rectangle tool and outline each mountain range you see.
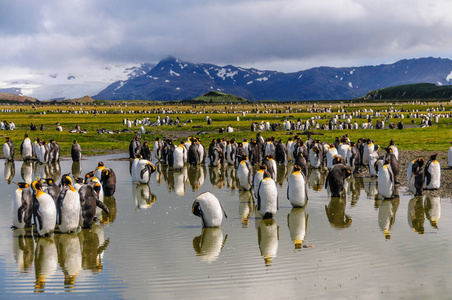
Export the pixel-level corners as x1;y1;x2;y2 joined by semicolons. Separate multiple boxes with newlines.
94;56;452;101
3;57;452;101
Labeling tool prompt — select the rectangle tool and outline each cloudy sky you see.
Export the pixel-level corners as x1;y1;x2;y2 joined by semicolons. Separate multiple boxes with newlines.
1;0;452;77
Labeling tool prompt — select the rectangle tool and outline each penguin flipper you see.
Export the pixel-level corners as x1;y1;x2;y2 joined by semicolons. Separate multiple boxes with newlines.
425;168;432;186
140;165;149;180
18;204;26;223
257;182;262;211
218;200;228;218
96;200;110;215
56;192;65;225
287;184;290;200
33;202;43;231
325;171;331;189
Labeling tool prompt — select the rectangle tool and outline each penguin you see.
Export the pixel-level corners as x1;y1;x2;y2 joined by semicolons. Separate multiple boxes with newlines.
173;144;186;170
425;154;441;190
378;158;395;199
32;181;57;237
192;192;227;228
225;141;236;165
326;144;338;170
129;136;141;159
388;139;399;160
141;142;151;161
78;184;109;229
153;138;164;161
253;164;266;198
262;155;277;180
56;176;81;233
257;171;278;219
43;178;60;204
325;164;352;197
100;167;117;196
385;147;400;184
448;142;452;168
408;158;425;196
12;182;33;229
188;139;200;166
93;161;106;180
71;140;82;162
73;177;84;191
209;141;223;167
287;165;308;207
347;142;361;174
48;140;60;163
3;137;14;161
274;139;287;165
20;133;33;161
368;151;380;177
309;144;323;169
286;138;295;162
237;156;253;191
131;156;156;184
294;152;308;178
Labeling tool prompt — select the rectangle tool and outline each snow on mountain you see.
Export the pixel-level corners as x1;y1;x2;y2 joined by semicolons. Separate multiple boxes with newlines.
0;63;155;100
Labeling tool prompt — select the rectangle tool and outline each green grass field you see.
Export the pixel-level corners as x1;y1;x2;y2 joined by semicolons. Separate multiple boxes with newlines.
0;100;451;157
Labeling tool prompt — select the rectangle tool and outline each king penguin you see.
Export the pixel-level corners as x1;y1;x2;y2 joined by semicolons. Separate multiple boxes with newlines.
378;158;395;199
257;171;278;219
3;137;14;161
287;165;308;207
12;182;33;229
71;140;82;162
173;143;186;170
20;133;33;161
408;158;425;196
56;176;81;233
425;154;441;190
237;156;253;191
32;181;57;237
78;184;109;229
131;156;156;184
192;192;227;228
325;163;352;197
100;167;117;196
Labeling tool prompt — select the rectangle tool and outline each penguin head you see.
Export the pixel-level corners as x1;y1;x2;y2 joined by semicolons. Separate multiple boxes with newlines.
98;161;104;167
293;165;301;173
45;178;55;185
263;170;272;179
192;200;202;217
14;182;29;189
430;153;438;161
61;175;73;187
32;180;43;192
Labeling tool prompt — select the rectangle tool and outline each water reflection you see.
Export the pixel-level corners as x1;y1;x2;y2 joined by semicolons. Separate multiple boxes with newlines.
133;183;156;210
325;197;352;228
187;165;206;192
103;196;117;224
209;165;224;189
363;177;379;203
239;190;254;227
79;225;110;273
21;161;33;184
71;161;82;179
378;198;400;239
276;164;287;187
408;196;425;234
224;164;237;190
192;228;227;263
55;233;82;289
34;236;58;293
12;229;34;274
287;207;308;249
308;168;325;191
4;160;15;184
257;218;279;266
424;195;441;229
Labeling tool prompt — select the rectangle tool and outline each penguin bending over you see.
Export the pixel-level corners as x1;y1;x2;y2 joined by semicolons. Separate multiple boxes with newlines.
32;181;57;237
287;165;308;207
325;164;352;197
425;154;441;190
12;182;33;229
257;171;278;219
192;192;227;228
57;176;81;233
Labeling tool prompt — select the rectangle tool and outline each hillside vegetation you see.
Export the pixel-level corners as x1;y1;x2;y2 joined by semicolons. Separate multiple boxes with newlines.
362;83;452;100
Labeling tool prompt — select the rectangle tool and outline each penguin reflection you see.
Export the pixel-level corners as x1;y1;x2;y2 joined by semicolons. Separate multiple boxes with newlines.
308;168;325;192
173;166;188;196
276;164;287;187
55;233;82;288
34;236;58;292
287;208;308;249
424;195;441;229
408;196;425;234
102;196;117;224
193;228;227;263
78;225;109;273
133;183;156;210
48;162;61;181
71;161;82;179
154;162;163;184
225;164;237;190
325;197;352;228
348;176;362;206
4;160;15;184
257;218;279;266
378;198;400;239
21;161;33;184
187;164;206;192
34;162;49;180
209;165;224;189
239;190;254;227
12;229;34;274
363;177;379;201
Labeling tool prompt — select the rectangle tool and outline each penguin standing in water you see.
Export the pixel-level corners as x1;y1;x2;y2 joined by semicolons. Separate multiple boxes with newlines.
3;137;14;161
43;178;60;204
131;156;156;184
71;140;82;162
57;176;81;233
93;162;106;181
192;192;227;228
294;152;308;178
325;163;352;197
262;155;277;180
12;182;33;229
100;168;117;196
237;155;253;191
378;158;395;199
20;133;33;161
408;158;425;196
274;139;287;165
173;143;186;170
425;154;441;190
257;171;278;219
253;164;266;199
287;165;308;207
32;181;57;237
153;138;164;161
326;144;338;170
78;184;109;229
385;147;400;184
